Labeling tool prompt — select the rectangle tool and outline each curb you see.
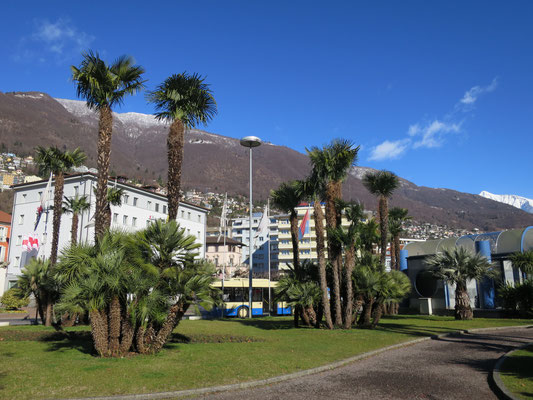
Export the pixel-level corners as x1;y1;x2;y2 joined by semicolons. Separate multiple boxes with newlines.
63;324;533;400
491;342;533;400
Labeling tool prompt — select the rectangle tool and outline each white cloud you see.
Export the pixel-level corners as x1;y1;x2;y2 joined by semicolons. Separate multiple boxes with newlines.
13;18;94;63
369;139;411;161
412;120;461;149
407;124;420;136
459;78;498;105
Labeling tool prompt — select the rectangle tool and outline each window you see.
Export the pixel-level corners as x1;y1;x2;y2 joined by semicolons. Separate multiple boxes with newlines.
181;210;185;218
198;214;201;222
74;186;79;196
147;201;152;210
15;256;20;268
133;197;138;206
0;227;5;241
163;205;167;214
43;233;47;244
22;193;27;202
132;217;137;227
17;235;22;245
113;213;118;223
19;214;24;225
123;195;129;205
146;220;150;227
187;228;191;235
188;212;191;220
155;203;159;212
197;231;201;238
38;191;42;198
123;215;128;225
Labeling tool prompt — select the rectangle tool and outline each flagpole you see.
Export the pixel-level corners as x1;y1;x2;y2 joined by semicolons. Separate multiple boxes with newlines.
267;199;271;316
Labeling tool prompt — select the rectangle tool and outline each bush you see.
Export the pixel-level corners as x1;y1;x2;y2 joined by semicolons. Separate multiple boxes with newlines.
0;288;30;310
499;279;533;317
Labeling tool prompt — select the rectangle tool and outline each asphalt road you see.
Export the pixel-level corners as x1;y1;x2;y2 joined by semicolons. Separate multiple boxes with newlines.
198;327;533;400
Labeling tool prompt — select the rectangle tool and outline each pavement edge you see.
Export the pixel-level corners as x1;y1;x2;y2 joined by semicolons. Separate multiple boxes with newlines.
490;341;533;400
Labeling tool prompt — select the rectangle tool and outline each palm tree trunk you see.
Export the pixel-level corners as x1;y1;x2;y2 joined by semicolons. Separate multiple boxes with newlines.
95;105;113;241
149;301;189;354
343;247;355;329
390;238;396;271
378;196;389;266
108;296;121;356
289;211;300;272
50;172;64;266
90;309;109;357
325;182;343;326
44;294;53;327
371;301;384;328
167;119;185;221
71;213;79;245
358;296;374;327
119;311;134;355
313;201;333;329
455;283;473;320
394;234;401;271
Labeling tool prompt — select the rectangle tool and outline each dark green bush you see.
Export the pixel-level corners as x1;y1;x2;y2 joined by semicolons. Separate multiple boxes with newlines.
0;288;29;310
499;279;533;317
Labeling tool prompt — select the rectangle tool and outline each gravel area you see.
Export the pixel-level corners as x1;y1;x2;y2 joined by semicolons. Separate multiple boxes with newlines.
198;327;533;400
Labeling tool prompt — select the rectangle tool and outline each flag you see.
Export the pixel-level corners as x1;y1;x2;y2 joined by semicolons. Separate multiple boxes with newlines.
22;234;39;252
254;204;269;244
218;193;228;240
298;208;310;240
34;173;52;231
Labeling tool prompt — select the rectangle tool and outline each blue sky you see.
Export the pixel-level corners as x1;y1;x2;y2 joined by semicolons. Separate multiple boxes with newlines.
2;1;532;198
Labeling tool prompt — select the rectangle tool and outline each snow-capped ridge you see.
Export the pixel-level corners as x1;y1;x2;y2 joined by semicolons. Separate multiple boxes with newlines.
479;191;533;214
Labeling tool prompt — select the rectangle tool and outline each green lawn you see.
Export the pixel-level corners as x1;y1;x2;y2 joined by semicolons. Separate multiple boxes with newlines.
500;344;533;400
0;315;530;399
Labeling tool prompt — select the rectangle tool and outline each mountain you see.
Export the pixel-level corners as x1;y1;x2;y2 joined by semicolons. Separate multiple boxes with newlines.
479;191;533;214
1;90;533;231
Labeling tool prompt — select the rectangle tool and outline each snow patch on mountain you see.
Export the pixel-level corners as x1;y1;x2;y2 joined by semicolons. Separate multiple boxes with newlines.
56;98;97;118
479;191;533;213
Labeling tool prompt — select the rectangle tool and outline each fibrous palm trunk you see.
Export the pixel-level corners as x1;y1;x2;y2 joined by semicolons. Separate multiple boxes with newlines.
313;201;333;329
390;238;396;271
70;212;79;245
108;296;121;356
325;181;343;326
358;296;374;328
343;247;355;329
394;234;401;271
147;301;189;354
95;106;113;241
378;196;389;266
455;284;473;320
167;119;185;221
289;210;301;327
90;309;109;357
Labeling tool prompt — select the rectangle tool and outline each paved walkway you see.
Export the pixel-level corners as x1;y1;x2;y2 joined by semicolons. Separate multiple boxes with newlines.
198;327;533;400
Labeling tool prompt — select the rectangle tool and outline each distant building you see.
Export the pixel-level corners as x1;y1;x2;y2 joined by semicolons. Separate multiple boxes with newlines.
0;211;11;294
205;236;245;278
231;213;279;276
4;173;208;294
23;175;42;184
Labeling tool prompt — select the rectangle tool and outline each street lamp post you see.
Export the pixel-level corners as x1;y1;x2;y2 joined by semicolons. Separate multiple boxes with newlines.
240;136;261;319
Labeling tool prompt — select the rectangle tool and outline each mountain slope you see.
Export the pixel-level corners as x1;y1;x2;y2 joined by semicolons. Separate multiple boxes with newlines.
479;191;533;214
1;90;532;231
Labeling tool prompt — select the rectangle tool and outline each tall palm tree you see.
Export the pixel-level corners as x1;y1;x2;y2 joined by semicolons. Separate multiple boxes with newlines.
271;180;304;273
71;51;145;240
426;247;498;320
362;170;400;265
147;73;217;220
307;139;360;326
511;250;533;275
358;218;380;254
388;207;411;270
63;195;90;245
35;146;86;267
298;178;333;329
105;187;124;228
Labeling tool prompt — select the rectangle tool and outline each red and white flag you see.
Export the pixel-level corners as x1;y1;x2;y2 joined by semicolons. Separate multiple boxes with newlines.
22;234;39;252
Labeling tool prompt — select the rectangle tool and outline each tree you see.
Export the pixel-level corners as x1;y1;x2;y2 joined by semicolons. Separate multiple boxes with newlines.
71;51;145;240
511;250;533;275
63;195;90;245
307;139;360;326
426;247;498;320
17;258;55;324
147;73;217;221
388;207;411;270
362;170;399;265
105;187;124;228
35;146;86;326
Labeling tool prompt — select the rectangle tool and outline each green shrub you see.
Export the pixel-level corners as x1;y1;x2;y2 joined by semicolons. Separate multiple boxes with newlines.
0;288;29;310
499;279;533;317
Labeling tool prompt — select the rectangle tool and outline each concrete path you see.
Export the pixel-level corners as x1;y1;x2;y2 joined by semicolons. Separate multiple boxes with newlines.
198;327;533;400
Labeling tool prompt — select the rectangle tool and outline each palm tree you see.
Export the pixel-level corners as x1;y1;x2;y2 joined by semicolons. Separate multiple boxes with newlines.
17;258;54;325
307;139;360;326
362;170;400;265
328;201;364;329
147;73;217;220
271;181;304;273
63;195;90;245
105;187;124;228
511;250;533;275
298;178;333;329
388;207;411;270
358;218;380;254
426;247;498;320
71;51;145;240
35;146;85;327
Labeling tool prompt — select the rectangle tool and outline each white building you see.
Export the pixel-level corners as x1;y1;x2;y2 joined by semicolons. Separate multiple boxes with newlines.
4;173;208;293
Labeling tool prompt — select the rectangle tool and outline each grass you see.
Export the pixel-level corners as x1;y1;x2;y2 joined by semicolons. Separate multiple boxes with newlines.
0;315;530;399
500;344;533;400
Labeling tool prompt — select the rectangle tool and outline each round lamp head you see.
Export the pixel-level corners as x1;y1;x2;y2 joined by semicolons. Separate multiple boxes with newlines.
240;136;262;148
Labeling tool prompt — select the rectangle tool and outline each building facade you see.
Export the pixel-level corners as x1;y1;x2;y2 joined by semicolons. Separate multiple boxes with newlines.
231;213;280;276
205;236;245;278
4;173;208;294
